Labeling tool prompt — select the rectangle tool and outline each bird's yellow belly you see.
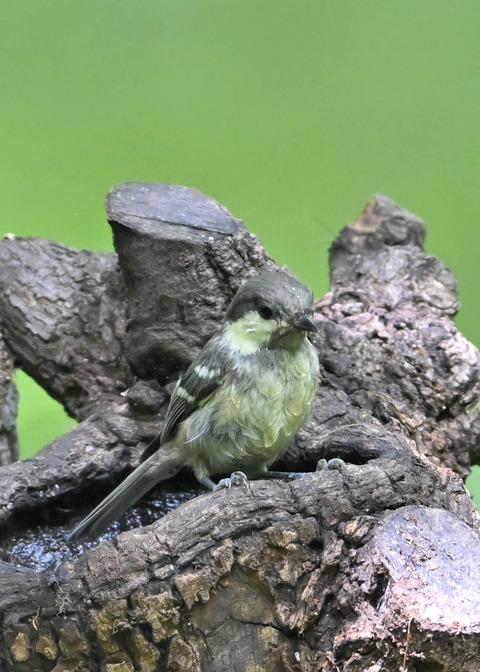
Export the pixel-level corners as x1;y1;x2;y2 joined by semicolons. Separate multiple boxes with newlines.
177;345;318;480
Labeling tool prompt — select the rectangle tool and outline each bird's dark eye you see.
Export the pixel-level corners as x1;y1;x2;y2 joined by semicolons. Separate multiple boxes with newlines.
259;304;274;319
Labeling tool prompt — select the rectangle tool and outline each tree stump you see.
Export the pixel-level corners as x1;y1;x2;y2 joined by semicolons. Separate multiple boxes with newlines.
0;183;479;671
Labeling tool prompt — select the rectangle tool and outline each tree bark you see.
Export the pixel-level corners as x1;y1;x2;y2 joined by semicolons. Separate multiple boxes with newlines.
0;184;479;671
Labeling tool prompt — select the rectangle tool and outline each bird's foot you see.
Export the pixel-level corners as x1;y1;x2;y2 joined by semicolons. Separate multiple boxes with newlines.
213;471;249;490
316;458;346;472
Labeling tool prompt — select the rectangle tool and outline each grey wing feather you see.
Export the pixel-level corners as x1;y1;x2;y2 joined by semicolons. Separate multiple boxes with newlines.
160;337;227;443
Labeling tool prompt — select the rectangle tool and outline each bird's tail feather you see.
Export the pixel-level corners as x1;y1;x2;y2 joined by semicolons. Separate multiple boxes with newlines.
68;448;181;541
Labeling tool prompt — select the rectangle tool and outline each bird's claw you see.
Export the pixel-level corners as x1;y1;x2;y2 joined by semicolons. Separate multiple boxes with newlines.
214;471;249;490
316;458;346;472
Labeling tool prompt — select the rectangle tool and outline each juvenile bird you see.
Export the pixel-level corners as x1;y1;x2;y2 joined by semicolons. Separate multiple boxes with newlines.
69;271;319;539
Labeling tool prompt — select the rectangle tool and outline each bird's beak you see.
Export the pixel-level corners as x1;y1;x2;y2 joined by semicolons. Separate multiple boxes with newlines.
291;314;317;333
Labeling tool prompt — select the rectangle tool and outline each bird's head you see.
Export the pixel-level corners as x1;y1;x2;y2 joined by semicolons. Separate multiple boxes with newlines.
224;271;317;354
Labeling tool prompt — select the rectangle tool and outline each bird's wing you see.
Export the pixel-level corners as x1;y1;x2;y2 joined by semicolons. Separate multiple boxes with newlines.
160;337;228;444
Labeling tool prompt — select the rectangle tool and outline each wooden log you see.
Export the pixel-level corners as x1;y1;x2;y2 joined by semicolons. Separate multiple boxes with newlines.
0;185;478;671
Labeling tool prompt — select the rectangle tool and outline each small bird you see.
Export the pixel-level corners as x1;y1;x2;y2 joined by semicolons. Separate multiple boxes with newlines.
69;271;320;540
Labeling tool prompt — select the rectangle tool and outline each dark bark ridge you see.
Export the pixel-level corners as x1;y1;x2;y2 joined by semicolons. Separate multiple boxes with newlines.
0;184;478;671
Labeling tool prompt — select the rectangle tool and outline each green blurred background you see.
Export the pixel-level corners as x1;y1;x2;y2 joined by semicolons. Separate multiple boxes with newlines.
3;1;480;501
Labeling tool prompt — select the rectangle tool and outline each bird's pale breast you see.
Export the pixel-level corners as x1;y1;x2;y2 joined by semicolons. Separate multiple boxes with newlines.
177;339;319;480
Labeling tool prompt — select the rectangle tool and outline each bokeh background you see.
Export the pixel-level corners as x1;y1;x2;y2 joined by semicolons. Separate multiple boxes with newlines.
3;1;480;501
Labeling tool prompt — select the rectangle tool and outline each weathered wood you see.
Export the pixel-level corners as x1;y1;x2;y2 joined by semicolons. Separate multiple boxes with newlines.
0;185;478;671
316;195;480;478
0;332;18;465
0;238;129;418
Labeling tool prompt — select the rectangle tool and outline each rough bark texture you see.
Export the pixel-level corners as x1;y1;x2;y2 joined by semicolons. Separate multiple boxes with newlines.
0;332;18;466
0;183;479;671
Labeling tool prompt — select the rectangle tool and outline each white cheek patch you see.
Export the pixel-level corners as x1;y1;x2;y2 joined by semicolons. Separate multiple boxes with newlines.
225;313;279;355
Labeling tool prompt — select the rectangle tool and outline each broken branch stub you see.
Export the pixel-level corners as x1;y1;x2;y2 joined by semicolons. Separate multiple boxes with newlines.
106;182;276;382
